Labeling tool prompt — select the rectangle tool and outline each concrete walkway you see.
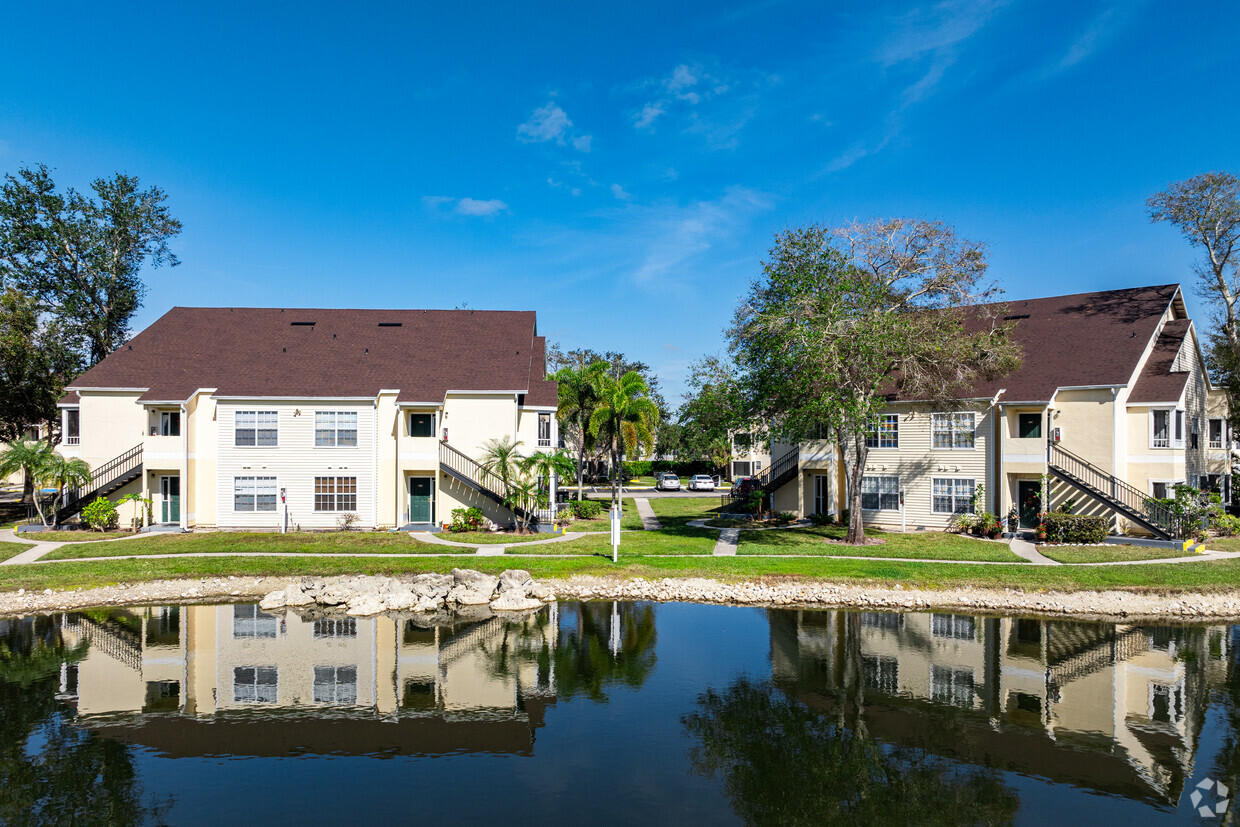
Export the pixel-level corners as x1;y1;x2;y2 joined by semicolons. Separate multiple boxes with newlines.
1008;535;1061;566
633;498;662;531
713;528;739;556
1;527;161;566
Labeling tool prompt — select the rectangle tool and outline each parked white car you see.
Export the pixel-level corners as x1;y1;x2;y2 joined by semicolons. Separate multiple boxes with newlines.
655;473;682;491
688;475;715;491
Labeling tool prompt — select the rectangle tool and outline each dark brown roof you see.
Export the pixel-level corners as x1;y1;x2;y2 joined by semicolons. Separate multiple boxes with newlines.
1128;318;1192;404
959;284;1181;402
66;307;555;404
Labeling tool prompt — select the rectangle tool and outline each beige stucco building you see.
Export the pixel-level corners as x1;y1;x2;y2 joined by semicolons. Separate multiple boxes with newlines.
761;285;1231;535
53;308;558;531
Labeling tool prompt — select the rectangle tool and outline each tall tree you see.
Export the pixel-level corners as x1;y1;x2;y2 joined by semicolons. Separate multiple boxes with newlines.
0;289;83;444
0;164;182;365
588;371;660;507
678;355;750;473
551;361;606;500
729;220;1021;544
1148;172;1240;414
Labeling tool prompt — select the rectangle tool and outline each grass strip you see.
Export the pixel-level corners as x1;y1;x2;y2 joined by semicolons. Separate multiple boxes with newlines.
737;525;1024;563
40;531;426;560
1038;545;1199;564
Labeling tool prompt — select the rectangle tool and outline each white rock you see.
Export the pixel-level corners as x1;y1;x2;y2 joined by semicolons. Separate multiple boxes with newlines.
258;591;287;611
449;585;494;606
346;594;387;616
413;595;441;612
490;590;544;612
497;569;533;594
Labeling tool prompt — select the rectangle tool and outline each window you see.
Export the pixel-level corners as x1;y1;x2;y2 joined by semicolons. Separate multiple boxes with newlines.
862;655;899;694
313;618;357;639
733;432;753;451
1149;681;1184;724
931;613;976;640
234;477;277;512
860;612;904;630
1210;419;1225;449
315;411;358;447
1176;410;1185;444
1152;481;1169;500
931;666;975;708
860;475;900;511
236;411;278;446
537;412;552;447
64;409;80;445
159;411;180;436
1200;474;1224;496
313;665;358;704
233;666;278;703
1017;413;1042;439
233;604;278;639
314;476;357;511
732;461;752;477
1191;417;1200;450
1152;410;1170;448
932;478;975;514
408;412;434;437
865;414;899;448
932;413;975;449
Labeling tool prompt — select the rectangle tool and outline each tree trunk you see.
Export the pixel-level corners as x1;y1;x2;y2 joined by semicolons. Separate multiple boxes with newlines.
844;432;869;545
576;444;585;501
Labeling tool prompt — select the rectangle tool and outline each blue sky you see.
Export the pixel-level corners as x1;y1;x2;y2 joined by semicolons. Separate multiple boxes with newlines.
2;0;1238;403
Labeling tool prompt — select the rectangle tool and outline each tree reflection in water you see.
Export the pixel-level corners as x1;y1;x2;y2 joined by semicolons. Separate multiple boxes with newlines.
682;676;1019;826
545;602;657;701
0;615;168;827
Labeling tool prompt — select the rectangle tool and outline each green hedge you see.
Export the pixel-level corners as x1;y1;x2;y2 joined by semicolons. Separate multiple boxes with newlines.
1044;512;1109;544
623;460;719;478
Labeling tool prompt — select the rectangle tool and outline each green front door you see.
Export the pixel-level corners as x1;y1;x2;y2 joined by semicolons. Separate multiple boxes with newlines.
409;477;433;523
1018;480;1041;529
160;476;180;523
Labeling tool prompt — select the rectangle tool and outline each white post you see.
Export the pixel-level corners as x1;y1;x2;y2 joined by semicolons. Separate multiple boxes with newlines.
610;504;620;563
901;486;907;533
280;487;288;534
610;601;620;657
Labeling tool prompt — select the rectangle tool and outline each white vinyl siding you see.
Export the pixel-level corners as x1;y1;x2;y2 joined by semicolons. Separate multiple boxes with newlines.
931;413;975;449
865;414;899;449
217;403;376;529
860;475;900;511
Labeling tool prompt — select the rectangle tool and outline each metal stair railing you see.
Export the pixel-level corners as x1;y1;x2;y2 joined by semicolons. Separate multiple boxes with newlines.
1047;443;1178;538
438;441;532;523
761;447;800;493
57;444;144;521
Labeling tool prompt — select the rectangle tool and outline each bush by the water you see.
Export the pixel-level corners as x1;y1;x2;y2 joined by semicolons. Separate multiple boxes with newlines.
1044;512;1108;544
82;496;119;531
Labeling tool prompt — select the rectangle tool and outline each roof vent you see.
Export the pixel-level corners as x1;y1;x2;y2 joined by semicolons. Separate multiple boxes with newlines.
378;322;402;327
1003;314;1030;321
290;321;316;327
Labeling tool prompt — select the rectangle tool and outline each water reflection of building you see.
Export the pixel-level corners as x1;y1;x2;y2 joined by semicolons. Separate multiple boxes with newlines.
57;604;559;757
770;610;1232;807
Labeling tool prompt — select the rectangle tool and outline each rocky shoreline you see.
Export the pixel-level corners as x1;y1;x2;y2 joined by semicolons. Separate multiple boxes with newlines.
2;574;1240;622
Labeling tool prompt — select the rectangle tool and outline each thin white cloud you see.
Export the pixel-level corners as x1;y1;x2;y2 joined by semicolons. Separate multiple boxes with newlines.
517;102;572;144
634;102;666;129
423;195;508;217
667;64;698;93
1036;1;1146;79
611;183;632;200
572;134;593;152
630;62;774;148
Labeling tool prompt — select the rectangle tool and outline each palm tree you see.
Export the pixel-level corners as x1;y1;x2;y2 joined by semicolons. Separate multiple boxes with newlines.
0;440;54;525
41;453;91;528
503;475;548;533
552;362;606;500
479;436;523;493
588;371;660;508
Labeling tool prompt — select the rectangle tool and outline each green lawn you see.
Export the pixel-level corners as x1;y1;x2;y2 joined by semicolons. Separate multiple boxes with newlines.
0;541;33;562
565;498;644;532
431;531;559;545
8;553;1240;596
507;526;718;556
1204;537;1240;552
1039;545;1199;564
39;531;139;543
40;531;426;560
645;496;728;528
736;525;1025;563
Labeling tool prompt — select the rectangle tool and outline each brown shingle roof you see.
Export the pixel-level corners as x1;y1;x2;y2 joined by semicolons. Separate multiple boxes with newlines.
1128;318;1192;404
957;284;1181;402
66;307;554;404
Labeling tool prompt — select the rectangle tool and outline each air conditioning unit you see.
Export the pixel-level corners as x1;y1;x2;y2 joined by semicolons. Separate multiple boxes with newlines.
1051;427;1062;443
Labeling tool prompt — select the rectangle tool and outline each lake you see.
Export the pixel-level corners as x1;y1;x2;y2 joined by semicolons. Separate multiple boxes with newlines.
0;601;1236;825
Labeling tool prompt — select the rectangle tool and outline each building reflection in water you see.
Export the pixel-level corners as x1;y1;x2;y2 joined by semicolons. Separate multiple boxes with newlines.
56;604;560;757
768;609;1234;807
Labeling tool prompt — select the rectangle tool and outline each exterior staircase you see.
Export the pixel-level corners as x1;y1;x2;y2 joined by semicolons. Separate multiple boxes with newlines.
1047;443;1178;539
55;444;144;523
760;447;800;494
439;441;532;525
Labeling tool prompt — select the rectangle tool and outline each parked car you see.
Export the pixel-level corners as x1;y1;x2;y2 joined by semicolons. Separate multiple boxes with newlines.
655;473;682;491
732;476;761;496
688;474;715;491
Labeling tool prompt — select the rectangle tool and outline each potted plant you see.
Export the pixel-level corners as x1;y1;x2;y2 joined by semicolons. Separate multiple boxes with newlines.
1034;512;1048;543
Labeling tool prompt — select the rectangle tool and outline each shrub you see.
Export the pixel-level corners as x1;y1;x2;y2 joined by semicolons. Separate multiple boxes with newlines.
450;507;484;532
949;513;976;534
808;512;834;526
623;460;653;478
1043;512;1108;544
336;512;359;531
771;511;796;525
82;496;119;531
571;500;603;520
1213;513;1240;537
838;508;851;527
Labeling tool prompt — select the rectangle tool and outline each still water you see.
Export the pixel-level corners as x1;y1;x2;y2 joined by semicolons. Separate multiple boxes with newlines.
0;601;1237;826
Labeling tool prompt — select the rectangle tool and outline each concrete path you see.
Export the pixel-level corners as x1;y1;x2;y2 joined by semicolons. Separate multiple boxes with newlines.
1;527;161;567
633;498;662;531
713;528;739;556
410;531;585;550
1009;535;1061;566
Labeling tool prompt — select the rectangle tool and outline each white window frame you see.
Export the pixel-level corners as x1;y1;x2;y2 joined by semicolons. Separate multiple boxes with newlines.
312;665;358;705
233;665;279;704
234;476;278;513
232;604;279;639
314;476;358;512
865;414;899;449
860;474;900;511
235;410;279;447
1149;479;1183;500
537;412;552;448
932;477;975;514
63;408;80;445
931;412;976;449
314;411;358;448
1209;418;1225;449
813;474;830;516
158;410;180;436
408;411;436;438
930;665;975;708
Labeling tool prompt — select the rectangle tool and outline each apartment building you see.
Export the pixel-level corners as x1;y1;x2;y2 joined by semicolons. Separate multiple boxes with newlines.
55;307;558;530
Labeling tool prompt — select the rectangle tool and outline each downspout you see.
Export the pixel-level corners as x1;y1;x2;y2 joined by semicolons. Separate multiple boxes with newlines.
990;390;1005;518
394;402;400;528
373;397;379;529
180;399;189;532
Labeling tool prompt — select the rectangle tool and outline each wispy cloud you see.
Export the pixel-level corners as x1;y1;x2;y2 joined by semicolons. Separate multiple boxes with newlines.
422;195;509;217
1034;1;1146;79
516;101;592;152
630;62;774;149
610;183;632;200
